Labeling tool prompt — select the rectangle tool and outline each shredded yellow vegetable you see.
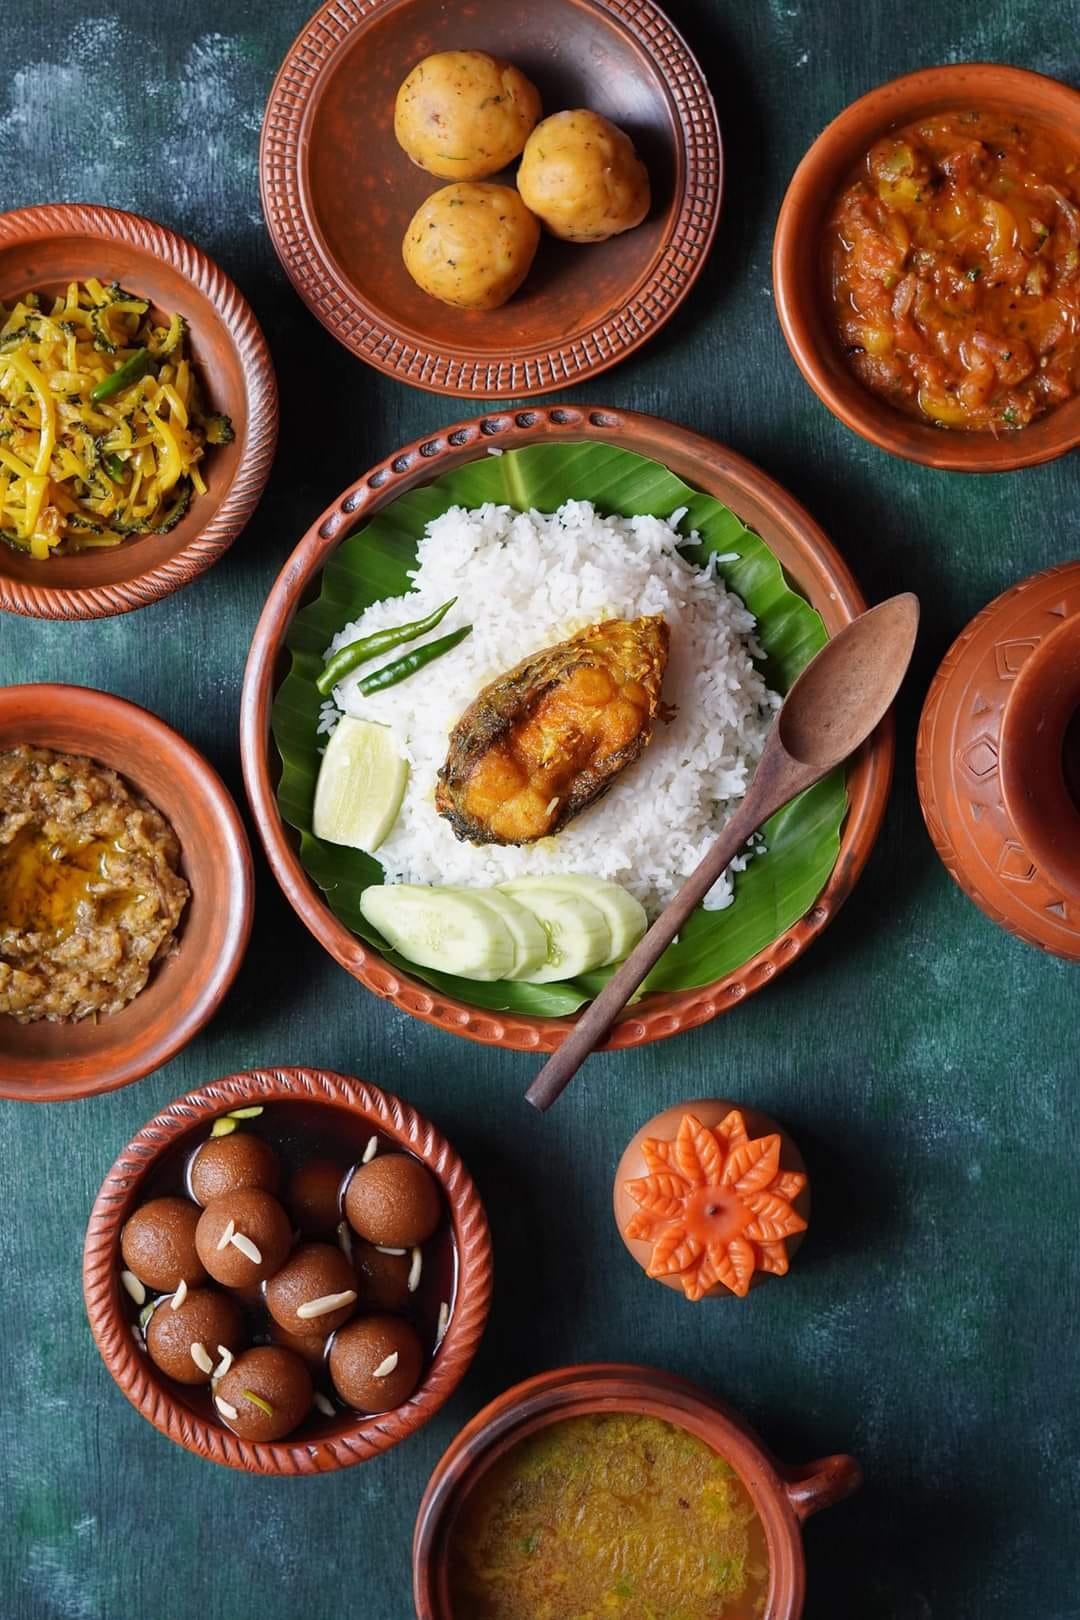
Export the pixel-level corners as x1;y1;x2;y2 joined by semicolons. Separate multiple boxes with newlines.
0;280;234;557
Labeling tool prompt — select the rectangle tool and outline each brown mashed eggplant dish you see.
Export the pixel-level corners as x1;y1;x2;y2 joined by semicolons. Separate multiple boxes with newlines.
435;614;669;846
0;745;189;1023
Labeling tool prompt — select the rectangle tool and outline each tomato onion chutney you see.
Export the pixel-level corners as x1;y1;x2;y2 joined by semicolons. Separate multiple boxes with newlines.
828;108;1080;431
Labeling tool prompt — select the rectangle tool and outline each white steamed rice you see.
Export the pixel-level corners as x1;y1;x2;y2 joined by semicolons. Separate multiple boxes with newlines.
318;499;780;917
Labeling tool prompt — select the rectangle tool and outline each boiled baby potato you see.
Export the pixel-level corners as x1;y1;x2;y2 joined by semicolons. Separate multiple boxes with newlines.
517;109;651;242
394;50;541;181
402;183;540;310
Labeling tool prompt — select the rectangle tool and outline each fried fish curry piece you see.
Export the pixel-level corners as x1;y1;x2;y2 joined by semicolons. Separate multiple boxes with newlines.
436;615;669;846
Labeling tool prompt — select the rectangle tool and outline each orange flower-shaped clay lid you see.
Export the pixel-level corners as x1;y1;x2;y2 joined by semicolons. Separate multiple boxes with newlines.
613;1100;810;1301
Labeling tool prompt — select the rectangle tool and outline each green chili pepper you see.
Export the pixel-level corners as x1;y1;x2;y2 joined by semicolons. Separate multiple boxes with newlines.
316;596;458;696
356;624;472;696
102;453;126;482
90;347;150;404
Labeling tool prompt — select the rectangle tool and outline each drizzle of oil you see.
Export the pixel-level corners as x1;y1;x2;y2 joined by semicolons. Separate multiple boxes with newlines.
0;825;132;937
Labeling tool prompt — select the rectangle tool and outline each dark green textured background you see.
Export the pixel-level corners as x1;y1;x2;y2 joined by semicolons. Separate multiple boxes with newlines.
2;4;1078;1618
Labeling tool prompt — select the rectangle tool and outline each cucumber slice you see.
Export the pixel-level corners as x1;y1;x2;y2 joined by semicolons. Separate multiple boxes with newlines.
497;882;612;983
453;888;549;981
496;873;646;965
360;885;515;981
313;717;408;854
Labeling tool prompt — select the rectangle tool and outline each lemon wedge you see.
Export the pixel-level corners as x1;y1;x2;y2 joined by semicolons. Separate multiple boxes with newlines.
313;717;408;853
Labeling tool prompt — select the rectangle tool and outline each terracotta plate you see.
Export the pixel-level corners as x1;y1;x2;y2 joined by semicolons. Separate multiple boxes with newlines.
83;1067;493;1475
260;0;721;396
0;684;254;1101
241;405;895;1052
916;562;1080;959
0;204;278;619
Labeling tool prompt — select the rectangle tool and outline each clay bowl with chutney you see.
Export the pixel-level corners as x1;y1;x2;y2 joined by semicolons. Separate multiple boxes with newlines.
413;1363;862;1620
773;65;1080;471
0;204;277;618
83;1067;493;1476
260;0;720;396
241;404;895;1054
0;683;253;1101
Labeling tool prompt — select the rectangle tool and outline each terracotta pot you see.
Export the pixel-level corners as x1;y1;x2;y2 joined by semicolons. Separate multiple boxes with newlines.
0;204;278;618
0;683;253;1101
999;615;1080;900
260;0;720;396
613;1099;811;1300
240;404;894;1053
83;1066;493;1475
916;562;1080;958
773;65;1080;472
413;1363;861;1620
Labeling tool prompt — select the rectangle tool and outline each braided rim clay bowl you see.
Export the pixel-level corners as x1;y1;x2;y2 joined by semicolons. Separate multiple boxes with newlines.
413;1363;862;1620
0;683;253;1102
260;0;720;397
83;1066;493;1475
916;561;1080;958
773;64;1080;471
241;404;895;1053
0;204;278;619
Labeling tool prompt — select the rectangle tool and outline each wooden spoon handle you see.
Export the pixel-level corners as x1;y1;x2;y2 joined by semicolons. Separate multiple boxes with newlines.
525;786;774;1113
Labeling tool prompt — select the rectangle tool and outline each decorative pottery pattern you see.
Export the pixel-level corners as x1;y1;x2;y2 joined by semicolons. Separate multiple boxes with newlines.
916;562;1080;958
82;1068;494;1475
0;204;278;620
259;0;721;397
240;405;896;1052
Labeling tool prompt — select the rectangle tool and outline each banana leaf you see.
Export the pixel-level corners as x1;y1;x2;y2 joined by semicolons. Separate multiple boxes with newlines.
271;442;847;1016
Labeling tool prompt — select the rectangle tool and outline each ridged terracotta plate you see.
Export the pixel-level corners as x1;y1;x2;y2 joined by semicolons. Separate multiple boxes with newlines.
259;0;721;396
0;204;278;619
916;562;1080;958
0;683;254;1101
83;1067;493;1475
240;405;895;1052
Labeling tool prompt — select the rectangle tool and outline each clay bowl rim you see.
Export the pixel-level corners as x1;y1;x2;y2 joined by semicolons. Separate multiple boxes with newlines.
772;63;1080;473
239;403;895;1054
412;1361;863;1620
82;1065;494;1476
998;612;1080;898
0;202;279;620
0;682;254;1103
258;0;721;398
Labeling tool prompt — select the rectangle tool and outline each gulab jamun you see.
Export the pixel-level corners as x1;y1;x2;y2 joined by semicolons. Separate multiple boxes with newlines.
268;1320;329;1370
284;1159;345;1237
265;1242;357;1337
195;1189;293;1287
344;1154;442;1248
145;1288;245;1385
329;1315;423;1411
214;1346;313;1442
354;1242;412;1312
189;1131;280;1206
121;1197;207;1294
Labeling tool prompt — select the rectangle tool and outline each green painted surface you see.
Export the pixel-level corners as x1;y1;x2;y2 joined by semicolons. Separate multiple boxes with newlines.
1;3;1078;1617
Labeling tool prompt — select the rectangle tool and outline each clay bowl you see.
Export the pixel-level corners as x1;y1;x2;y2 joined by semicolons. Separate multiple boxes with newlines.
773;64;1080;472
0;203;278;619
240;404;894;1053
260;0;720;396
0;683;253;1101
83;1066;493;1475
916;561;1080;958
413;1363;862;1619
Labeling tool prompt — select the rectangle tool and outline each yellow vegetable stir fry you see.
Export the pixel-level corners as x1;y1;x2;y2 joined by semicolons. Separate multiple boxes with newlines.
0;279;233;558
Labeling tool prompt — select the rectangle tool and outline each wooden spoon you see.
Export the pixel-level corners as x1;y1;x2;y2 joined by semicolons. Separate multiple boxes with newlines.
525;592;920;1112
